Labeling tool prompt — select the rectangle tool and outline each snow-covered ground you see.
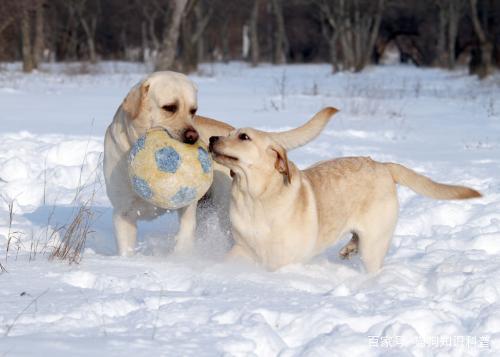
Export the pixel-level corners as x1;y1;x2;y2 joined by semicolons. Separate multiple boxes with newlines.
0;61;499;356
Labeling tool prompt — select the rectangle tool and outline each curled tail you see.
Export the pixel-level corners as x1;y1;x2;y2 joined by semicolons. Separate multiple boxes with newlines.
385;163;481;200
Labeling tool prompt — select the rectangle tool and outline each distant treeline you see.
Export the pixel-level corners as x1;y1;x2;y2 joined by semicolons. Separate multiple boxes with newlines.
0;0;499;77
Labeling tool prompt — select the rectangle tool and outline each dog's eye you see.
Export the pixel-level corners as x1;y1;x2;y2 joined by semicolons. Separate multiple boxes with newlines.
239;133;251;141
190;108;197;115
162;104;178;113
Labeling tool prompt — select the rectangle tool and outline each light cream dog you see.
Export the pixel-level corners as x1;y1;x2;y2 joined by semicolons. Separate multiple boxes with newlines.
104;71;233;256
209;107;482;272
104;72;333;256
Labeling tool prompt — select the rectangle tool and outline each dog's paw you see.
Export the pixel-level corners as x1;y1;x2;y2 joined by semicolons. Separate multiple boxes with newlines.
172;237;194;256
339;243;358;260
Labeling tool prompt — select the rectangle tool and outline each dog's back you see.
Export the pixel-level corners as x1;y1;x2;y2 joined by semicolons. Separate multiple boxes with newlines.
303;157;397;253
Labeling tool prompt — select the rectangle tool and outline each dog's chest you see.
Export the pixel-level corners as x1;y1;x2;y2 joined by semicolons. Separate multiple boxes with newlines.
230;195;314;268
231;198;271;244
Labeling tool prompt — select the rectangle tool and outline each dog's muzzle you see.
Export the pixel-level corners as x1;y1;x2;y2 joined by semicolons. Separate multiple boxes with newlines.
208;136;220;152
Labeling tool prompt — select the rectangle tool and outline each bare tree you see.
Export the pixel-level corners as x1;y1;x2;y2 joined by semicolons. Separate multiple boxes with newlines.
435;0;465;69
138;0;162;63
79;0;99;63
469;0;492;78
33;0;45;68
249;0;260;67
447;0;464;68
155;0;190;70
2;0;500;75
0;1;18;39
21;2;34;72
356;0;385;71
317;0;384;72
317;1;339;72
179;0;213;72
271;0;288;64
64;0;100;63
436;1;447;66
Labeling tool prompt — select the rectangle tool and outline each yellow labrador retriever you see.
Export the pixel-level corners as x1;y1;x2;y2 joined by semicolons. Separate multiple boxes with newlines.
104;72;334;256
209;107;481;272
104;71;234;256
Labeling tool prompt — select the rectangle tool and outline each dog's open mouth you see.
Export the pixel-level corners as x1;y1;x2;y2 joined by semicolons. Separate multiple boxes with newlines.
210;149;238;162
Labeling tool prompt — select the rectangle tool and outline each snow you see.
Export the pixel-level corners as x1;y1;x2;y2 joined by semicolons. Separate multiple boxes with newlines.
0;61;499;356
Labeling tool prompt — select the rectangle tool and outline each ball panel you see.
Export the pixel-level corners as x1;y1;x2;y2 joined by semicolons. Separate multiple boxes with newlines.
131;175;153;200
197;147;211;173
128;136;145;164
155;146;181;173
170;186;197;208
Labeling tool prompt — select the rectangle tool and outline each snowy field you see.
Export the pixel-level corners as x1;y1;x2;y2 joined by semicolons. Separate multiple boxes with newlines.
0;61;499;356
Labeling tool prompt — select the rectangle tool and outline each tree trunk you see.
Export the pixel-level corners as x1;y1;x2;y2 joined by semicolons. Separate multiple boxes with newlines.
447;0;462;69
141;21;148;62
319;9;338;73
147;16;159;53
249;0;260;67
339;0;354;70
222;19;230;62
328;33;339;73
80;17;97;63
357;0;384;71
21;5;34;73
155;0;189;71
435;1;448;67
194;1;204;65
181;17;196;72
187;1;212;70
271;0;288;64
469;0;492;78
33;0;45;69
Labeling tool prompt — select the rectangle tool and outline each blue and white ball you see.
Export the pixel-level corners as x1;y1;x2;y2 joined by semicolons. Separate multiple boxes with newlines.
128;128;213;209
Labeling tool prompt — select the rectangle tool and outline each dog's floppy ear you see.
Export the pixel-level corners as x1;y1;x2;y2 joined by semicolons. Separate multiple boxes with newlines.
122;81;150;119
269;144;291;184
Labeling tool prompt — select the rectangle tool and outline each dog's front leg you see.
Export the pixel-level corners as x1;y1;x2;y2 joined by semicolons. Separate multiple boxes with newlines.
173;202;197;254
113;209;138;256
225;244;257;265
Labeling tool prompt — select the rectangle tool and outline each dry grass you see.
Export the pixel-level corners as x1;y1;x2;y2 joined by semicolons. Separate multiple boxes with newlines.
0;260;6;273
270;70;288;111
49;197;95;264
1;154;102;268
61;62;96;76
49;150;102;265
4;200;24;263
3;288;49;337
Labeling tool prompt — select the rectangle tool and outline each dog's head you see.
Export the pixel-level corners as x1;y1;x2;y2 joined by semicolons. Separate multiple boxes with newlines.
122;71;199;144
209;107;339;187
209;127;292;185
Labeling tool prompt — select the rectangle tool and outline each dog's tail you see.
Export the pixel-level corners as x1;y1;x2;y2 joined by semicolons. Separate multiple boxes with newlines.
385;163;481;200
270;107;339;150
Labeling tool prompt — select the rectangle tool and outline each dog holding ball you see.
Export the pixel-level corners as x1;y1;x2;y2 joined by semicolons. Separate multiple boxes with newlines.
104;71;233;256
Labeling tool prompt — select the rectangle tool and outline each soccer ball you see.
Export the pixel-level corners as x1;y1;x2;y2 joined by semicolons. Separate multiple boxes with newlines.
128;128;213;209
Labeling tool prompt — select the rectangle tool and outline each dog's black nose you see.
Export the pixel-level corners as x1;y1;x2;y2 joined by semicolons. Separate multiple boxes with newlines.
208;136;219;152
183;127;199;144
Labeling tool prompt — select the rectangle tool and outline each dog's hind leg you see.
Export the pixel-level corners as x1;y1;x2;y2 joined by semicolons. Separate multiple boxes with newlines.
339;233;359;260
113;210;138;256
357;198;399;273
174;202;197;254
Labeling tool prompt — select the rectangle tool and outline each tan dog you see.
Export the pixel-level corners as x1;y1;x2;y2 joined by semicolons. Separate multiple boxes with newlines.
209;107;481;272
104;72;334;256
104;71;233;256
